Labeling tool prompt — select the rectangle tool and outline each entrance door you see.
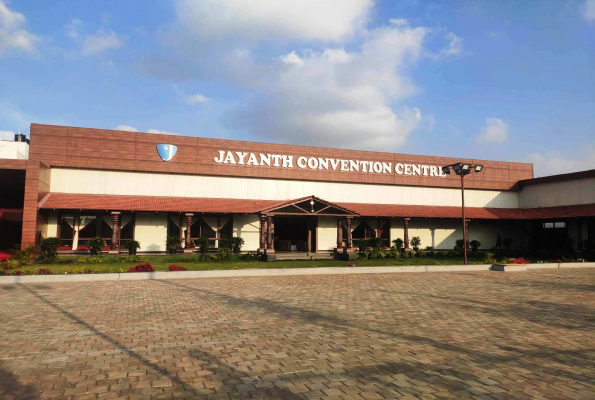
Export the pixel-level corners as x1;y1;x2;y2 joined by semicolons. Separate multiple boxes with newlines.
274;216;313;251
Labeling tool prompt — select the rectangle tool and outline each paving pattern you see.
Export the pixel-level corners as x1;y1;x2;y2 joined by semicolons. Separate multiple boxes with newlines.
1;268;594;400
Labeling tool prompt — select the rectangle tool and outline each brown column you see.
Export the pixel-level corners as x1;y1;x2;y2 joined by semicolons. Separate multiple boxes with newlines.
110;212;120;252
346;218;352;249
337;218;343;250
184;214;194;249
266;215;273;251
404;218;411;251
259;215;266;253
307;219;312;253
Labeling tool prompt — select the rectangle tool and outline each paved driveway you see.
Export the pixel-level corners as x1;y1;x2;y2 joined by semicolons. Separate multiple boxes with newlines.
1;269;594;399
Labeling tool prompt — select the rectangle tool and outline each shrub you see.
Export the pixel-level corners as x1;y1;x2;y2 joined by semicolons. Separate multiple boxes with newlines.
392;238;404;250
239;252;260;261
86;237;106;255
12;270;23;275
127;264;154;272
195;237;210;254
219;238;234;249
166;235;182;251
39;237;62;263
37;268;51;275
410;236;421;250
437;251;448;257
469;240;481;253
513;257;530;264
502;237;514;250
455;239;465;249
217;247;232;259
484;252;495;264
425;246;433;250
355;239;368;255
124;240;141;250
169;264;187;271
446;249;458;257
415;249;426;257
13;246;35;266
232;237;245;254
58;259;75;264
367;237;384;249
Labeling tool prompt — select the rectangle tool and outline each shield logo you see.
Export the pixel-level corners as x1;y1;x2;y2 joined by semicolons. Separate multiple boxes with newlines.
156;144;178;162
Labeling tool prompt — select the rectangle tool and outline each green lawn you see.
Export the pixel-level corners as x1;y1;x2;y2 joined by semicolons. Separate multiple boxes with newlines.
5;254;498;275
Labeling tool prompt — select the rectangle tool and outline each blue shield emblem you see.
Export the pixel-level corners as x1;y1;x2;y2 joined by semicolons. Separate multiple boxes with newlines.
156;144;177;162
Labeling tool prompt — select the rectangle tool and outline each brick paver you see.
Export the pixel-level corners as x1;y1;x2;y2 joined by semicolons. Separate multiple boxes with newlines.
1;269;594;399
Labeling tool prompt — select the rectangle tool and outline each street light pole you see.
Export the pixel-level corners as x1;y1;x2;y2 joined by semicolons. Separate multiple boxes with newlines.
461;171;467;265
441;163;483;266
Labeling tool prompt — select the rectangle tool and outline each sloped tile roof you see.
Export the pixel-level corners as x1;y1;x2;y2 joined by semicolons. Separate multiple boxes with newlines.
38;193;595;220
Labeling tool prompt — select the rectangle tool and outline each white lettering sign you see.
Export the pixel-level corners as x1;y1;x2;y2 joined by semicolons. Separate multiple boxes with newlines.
213;150;447;177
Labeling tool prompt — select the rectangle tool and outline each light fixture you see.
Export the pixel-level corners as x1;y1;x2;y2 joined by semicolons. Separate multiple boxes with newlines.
441;166;451;175
310;199;315;213
452;163;462;173
475;165;483;173
462;164;471;173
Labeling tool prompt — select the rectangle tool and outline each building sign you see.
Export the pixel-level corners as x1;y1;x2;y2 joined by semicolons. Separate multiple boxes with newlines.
156;144;178;162
213;150;447;177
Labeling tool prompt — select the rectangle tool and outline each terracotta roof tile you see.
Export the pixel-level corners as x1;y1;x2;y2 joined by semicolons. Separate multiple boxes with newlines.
38;193;595;220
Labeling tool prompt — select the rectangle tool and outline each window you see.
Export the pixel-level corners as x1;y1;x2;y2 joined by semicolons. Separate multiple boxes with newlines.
543;221;565;229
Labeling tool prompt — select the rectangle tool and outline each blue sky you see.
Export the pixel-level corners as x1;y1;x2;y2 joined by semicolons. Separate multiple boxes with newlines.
0;0;593;177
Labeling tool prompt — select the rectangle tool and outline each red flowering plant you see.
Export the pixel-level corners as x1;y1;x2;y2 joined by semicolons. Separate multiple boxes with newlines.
37;268;51;275
554;259;562;263
169;264;187;271
513;257;530;264
127;264;155;273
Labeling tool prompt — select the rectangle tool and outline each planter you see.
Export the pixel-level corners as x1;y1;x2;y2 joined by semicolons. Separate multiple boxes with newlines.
491;264;528;272
200;248;207;254
169;248;177;255
128;248;136;256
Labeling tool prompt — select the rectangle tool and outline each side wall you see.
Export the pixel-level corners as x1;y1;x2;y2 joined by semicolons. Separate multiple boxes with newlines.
519;177;595;208
134;212;168;252
317;216;337;251
50;168;520;209
390;218;523;250
233;214;260;251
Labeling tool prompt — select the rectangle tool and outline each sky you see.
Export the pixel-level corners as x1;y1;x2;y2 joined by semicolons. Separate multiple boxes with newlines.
0;0;594;177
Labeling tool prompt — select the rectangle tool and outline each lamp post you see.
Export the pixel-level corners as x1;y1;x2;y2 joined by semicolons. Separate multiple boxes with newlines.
441;163;484;265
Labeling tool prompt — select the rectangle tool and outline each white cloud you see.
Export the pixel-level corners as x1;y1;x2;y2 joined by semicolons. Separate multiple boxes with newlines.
173;0;373;42
64;18;82;40
390;18;409;27
476;118;510;143
0;0;39;54
279;51;304;67
113;125;138;132
82;29;123;55
583;0;595;21
526;148;595;177
172;85;209;105
147;129;178;135
438;31;463;58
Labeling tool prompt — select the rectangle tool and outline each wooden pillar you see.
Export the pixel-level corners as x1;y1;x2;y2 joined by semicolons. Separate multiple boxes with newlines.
307;219;312;253
404;217;411;251
346;218;352;249
109;212;120;253
337;218;343;250
259;215;266;253
184;213;194;253
266;215;274;252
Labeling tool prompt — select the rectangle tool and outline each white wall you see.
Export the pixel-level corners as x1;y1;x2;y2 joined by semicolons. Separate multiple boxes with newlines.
45;211;58;238
0;141;28;159
519;177;595;208
389;218;523;250
50;168;519;208
317;216;337;251
233;214;260;251
134;212;168;252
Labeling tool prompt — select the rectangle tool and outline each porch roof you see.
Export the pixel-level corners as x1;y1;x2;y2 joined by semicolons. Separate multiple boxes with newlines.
38;192;595;220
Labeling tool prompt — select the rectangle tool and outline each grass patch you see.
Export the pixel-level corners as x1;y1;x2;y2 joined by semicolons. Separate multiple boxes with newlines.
7;255;494;275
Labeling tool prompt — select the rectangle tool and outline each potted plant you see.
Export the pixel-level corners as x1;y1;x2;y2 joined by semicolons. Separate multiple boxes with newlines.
469;240;481;253
166;235;182;255
354;239;367;257
87;237;106;255
410;236;421;251
392;238;404;252
195;236;210;254
232;237;245;255
124;240;140;255
368;237;384;249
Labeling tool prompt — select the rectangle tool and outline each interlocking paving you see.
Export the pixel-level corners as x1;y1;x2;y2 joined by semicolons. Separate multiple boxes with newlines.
1;269;595;400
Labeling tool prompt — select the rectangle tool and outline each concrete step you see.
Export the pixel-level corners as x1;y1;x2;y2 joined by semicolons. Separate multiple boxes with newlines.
275;252;335;260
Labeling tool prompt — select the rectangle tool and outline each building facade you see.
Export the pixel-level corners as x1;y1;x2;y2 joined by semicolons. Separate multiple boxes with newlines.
1;124;594;256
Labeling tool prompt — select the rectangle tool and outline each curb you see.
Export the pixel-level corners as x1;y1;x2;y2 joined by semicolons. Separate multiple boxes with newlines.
0;263;593;284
